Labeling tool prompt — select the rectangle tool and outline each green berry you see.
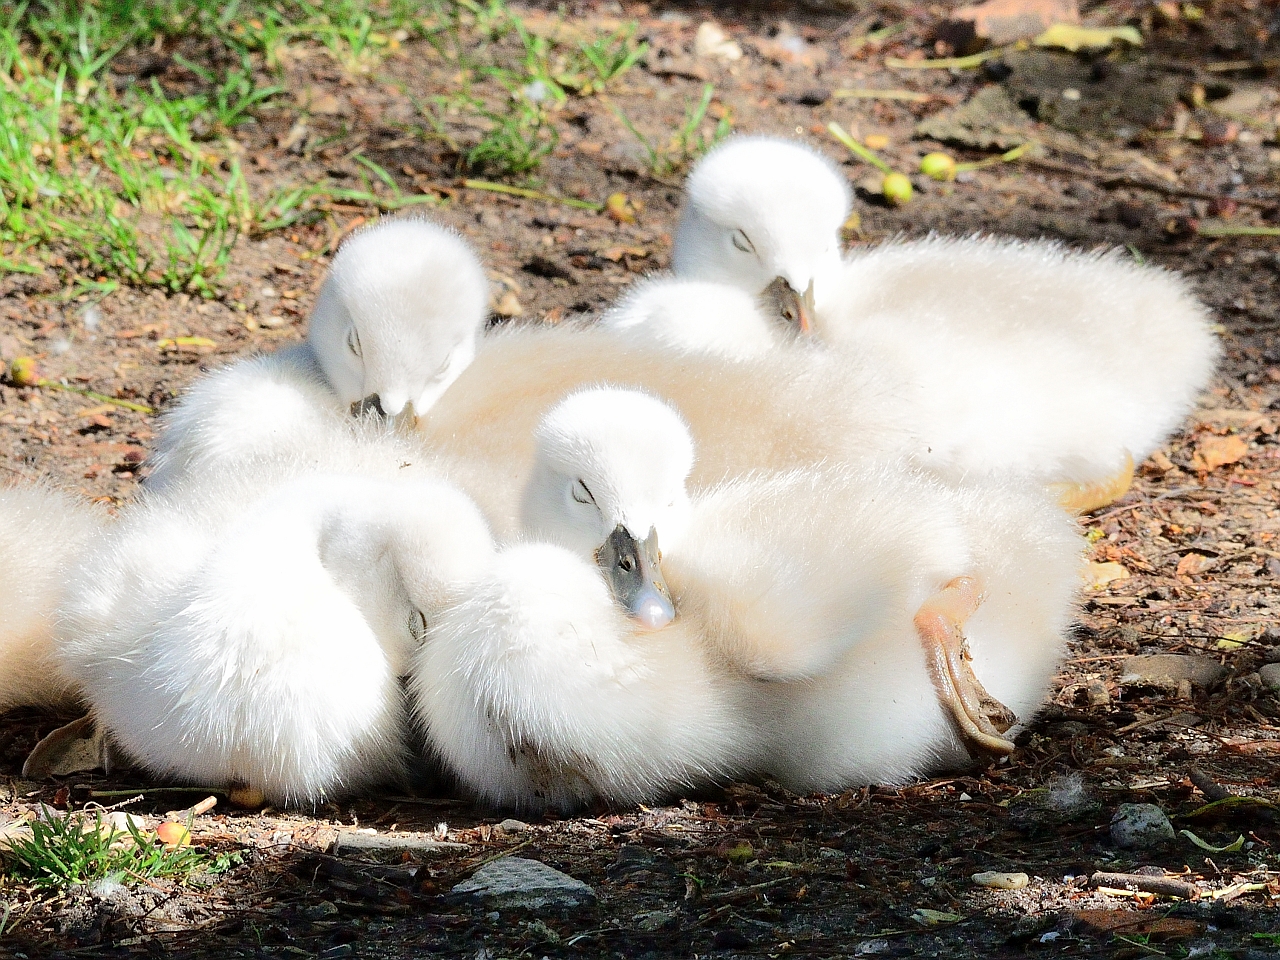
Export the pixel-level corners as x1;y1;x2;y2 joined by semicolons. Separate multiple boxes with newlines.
882;172;914;206
920;152;957;181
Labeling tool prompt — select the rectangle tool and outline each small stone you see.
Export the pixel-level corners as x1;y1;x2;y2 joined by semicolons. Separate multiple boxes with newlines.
1111;803;1175;849
332;831;468;857
451;857;596;911
1119;654;1227;692
972;871;1030;890
1259;663;1280;693
694;22;743;61
302;900;339;920
498;818;530;834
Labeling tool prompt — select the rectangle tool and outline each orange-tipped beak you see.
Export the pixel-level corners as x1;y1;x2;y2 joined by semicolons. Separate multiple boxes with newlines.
762;276;817;335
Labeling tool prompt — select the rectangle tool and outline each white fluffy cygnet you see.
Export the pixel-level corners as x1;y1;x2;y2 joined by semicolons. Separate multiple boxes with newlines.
57;440;493;807
668;136;1219;501
147;217;488;489
667;463;1082;789
0;482;103;711
414;387;760;811
416;388;1083;811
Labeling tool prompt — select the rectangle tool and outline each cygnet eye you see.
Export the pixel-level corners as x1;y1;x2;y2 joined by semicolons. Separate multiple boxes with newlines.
619;555;635;572
571;478;596;505
731;229;756;255
430;353;452;382
409;608;428;643
346;327;362;358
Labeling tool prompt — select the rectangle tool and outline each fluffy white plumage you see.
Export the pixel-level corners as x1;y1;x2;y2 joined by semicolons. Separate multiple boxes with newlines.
414;387;1083;811
667;136;1219;487
413;388;757;811
669;464;1081;789
57;432;493;806
416;320;921;538
819;236;1220;482
598;276;783;360
0;482;103;711
147;217;488;489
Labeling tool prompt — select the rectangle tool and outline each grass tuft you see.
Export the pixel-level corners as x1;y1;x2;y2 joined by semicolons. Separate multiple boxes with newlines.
3;805;209;889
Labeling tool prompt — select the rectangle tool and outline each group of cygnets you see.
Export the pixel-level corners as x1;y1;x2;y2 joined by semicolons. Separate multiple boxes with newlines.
0;136;1219;812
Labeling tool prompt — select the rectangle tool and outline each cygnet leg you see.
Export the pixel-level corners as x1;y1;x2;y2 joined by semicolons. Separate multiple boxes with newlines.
914;576;1017;757
1050;450;1135;515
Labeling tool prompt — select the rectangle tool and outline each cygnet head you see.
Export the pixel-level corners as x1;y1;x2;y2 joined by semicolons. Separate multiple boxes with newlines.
672;136;849;334
521;387;695;630
307;217;489;419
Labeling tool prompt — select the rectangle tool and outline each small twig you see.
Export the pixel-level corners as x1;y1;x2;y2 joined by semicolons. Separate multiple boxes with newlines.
163;795;219;822
827;122;893;174
832;88;928;102
1196;223;1280;238
1114;934;1169;956
37;379;154;414
1189;766;1233;802
461;179;603;211
85;786;219;798
1092;871;1200;899
701;876;791;902
886;46;1012;69
464;838;533;871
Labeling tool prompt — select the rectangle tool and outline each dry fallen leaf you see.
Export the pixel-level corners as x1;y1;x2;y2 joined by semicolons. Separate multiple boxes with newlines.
606;192;638;225
598;245;648;262
156;336;217;354
1190;434;1249;472
1033;23;1143;51
1176;552;1210;577
491;290;523;318
1086;561;1130;588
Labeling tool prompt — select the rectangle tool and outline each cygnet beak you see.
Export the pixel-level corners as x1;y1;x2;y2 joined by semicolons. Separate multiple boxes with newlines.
595;524;676;631
761;275;815;335
351;394;386;419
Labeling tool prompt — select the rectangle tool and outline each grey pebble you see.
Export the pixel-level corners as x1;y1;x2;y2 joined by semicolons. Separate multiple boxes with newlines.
452;856;596;911
1259;662;1280;693
1110;803;1175;849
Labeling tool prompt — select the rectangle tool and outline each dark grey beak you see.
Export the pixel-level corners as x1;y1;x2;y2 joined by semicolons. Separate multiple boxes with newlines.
351;394;386;419
595;524;676;630
761;276;816;334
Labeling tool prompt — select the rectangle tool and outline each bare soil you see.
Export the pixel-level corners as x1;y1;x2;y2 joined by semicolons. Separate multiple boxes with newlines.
2;2;1280;957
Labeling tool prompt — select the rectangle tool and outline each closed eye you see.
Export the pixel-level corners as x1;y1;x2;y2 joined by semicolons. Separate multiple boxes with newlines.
409;608;428;643
347;327;362;358
731;229;755;255
572;479;596;505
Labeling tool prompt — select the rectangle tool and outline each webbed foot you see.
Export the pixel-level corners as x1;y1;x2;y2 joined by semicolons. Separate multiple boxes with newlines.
914;576;1017;757
1050;450;1135;515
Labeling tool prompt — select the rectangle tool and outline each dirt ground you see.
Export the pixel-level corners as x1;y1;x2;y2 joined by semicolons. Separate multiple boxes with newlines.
2;1;1280;957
